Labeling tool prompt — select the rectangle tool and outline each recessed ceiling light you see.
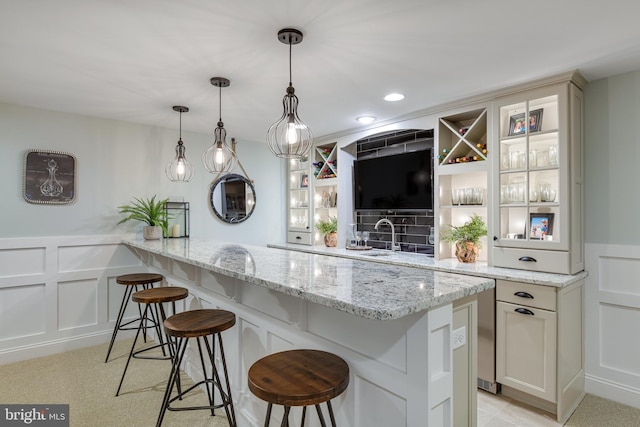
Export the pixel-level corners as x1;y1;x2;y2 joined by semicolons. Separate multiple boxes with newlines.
356;116;376;124
384;93;405;102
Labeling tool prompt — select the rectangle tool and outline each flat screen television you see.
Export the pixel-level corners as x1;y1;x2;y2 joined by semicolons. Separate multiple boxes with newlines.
354;149;433;211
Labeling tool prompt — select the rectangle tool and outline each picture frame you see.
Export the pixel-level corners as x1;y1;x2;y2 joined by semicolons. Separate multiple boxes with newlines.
528;108;543;133
300;173;309;188
23;149;76;205
529;213;554;240
508;108;544;136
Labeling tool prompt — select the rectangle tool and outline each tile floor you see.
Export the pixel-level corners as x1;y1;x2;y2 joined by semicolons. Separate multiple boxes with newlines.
478;390;562;426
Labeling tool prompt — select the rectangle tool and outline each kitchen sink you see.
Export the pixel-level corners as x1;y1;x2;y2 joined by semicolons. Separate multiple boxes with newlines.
361;251;392;257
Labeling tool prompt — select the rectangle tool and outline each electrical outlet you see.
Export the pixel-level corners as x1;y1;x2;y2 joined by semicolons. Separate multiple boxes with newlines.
452;326;466;350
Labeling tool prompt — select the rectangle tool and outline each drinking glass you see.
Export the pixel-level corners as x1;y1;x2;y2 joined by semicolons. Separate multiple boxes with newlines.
428;227;435;245
362;231;370;248
548;145;558;166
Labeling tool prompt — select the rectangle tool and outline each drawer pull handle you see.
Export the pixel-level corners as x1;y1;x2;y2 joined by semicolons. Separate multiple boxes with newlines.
518;256;537;262
514;291;534;299
515;308;535;316
295;236;302;240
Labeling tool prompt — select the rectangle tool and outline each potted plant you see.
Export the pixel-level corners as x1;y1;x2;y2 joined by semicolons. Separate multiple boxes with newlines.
315;216;338;247
440;213;487;263
117;195;170;240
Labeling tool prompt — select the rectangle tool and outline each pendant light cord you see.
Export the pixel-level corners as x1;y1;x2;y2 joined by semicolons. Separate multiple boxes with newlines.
179;110;182;139
289;40;293;86
218;84;222;122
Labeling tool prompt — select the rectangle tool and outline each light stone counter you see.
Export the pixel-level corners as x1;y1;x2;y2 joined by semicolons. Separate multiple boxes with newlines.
124;238;494;320
268;243;588;287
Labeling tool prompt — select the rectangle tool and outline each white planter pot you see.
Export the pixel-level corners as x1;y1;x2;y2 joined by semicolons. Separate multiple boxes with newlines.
143;225;163;240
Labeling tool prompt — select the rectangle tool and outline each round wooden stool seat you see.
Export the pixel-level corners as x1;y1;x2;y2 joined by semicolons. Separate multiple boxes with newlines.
132;287;188;304
163;309;236;338
116;273;164;286
249;349;349;407
248;349;349;426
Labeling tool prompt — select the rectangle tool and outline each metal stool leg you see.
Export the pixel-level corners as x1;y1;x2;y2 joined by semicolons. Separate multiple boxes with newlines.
315;404;327;427
157;337;188;427
116;303;151;396
264;403;273;427
281;406;291;427
105;284;135;363
327;400;337;427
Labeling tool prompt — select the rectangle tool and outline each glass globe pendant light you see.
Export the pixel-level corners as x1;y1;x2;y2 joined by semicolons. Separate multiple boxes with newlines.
203;77;236;174
267;28;313;159
166;106;195;182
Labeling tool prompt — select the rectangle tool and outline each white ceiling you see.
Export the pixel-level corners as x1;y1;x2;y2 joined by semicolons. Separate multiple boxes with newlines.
2;0;640;144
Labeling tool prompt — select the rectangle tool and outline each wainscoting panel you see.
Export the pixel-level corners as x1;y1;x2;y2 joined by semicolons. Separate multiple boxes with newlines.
585;243;640;409
0;235;142;365
0;246;45;278
0;283;46;341
58;278;98;330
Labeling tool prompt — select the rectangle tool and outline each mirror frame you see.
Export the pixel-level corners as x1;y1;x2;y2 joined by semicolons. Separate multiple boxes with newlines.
209;173;256;224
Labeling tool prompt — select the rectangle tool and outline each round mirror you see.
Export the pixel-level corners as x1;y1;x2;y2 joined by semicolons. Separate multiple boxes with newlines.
209;173;256;223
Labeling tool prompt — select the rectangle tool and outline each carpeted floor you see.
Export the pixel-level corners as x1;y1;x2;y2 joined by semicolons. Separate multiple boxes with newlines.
0;339;230;426
2;339;639;426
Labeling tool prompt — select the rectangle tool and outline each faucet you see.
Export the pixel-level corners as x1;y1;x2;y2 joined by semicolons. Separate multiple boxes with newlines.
374;218;401;251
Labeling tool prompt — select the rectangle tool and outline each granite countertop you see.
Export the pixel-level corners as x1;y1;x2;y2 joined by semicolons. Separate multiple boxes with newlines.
124;238;494;321
267;243;588;287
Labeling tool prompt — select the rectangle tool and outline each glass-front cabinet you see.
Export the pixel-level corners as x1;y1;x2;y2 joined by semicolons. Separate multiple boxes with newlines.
287;156;312;245
492;77;584;274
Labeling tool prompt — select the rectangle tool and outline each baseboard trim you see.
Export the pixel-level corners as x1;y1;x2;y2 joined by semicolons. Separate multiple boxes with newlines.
0;329;136;366
585;374;640;410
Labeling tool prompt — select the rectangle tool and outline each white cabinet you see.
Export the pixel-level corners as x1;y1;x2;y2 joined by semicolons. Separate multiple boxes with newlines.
287;157;311;245
436;106;490;261
492;74;585;274
496;279;584;423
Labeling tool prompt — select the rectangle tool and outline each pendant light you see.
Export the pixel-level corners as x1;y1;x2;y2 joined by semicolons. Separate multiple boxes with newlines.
267;28;313;159
166;106;195;182
203;77;236;174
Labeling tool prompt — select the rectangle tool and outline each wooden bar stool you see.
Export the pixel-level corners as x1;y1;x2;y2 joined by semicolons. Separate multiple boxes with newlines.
105;273;164;363
116;286;188;396
157;309;237;427
248;349;349;427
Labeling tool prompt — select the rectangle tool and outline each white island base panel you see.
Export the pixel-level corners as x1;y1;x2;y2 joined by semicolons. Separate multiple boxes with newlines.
133;249;455;427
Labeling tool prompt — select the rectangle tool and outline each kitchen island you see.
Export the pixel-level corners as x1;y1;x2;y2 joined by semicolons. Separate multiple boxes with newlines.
124;238;494;426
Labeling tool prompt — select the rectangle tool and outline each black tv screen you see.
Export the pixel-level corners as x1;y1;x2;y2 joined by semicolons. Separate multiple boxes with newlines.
354;150;433;211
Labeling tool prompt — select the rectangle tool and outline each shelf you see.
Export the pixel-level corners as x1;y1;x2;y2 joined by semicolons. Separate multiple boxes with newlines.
438;108;488;166
313;142;338;181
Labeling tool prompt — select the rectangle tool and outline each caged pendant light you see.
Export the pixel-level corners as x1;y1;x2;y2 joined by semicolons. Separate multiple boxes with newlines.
267;28;313;159
166;106;195;182
203;77;236;174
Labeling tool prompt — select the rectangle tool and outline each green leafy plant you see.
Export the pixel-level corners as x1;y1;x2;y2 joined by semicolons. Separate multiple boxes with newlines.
117;195;170;235
315;216;338;235
440;214;487;247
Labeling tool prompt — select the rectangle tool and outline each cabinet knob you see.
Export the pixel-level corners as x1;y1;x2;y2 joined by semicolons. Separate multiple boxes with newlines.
514;291;534;299
493;236;498;241
515;307;535;316
518;256;537;262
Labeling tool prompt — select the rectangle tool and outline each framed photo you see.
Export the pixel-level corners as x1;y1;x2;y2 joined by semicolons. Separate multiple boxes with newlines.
23;149;76;205
529;213;554;240
300;173;309;188
528;108;543;133
508;108;544;136
508;113;526;136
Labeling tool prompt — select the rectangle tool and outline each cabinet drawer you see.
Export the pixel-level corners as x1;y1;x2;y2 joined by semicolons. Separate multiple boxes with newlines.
497;280;556;311
287;231;312;245
492;247;571;275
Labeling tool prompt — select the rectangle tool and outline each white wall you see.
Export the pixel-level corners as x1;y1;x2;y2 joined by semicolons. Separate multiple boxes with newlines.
583;71;640;408
0;103;285;362
0;102;284;245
